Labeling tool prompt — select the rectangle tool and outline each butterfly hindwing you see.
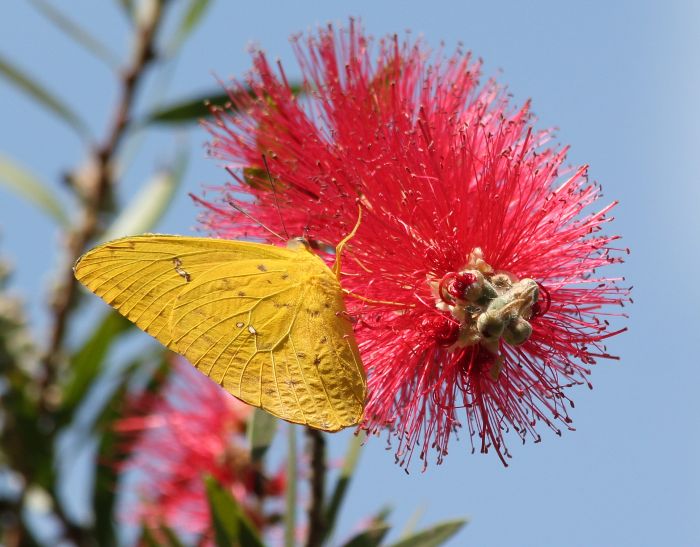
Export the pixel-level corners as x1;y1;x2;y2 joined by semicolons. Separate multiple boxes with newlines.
74;235;366;431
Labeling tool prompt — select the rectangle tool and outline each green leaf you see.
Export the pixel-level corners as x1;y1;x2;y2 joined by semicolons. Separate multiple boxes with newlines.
159;525;187;547
324;432;365;542
140;527;161;547
387;519;469;547
116;0;134;20
139;84;303;126
206;475;239;546
139;91;237;125
84;350;170;544
373;505;392;524
340;525;391;547
101;151;187;242
91;361;143;546
61;312;133;413
340;503;392;547
284;425;297;547
0;154;69;226
28;0;120;68
399;505;426;538
167;0;212;54
205;475;264;547
247;408;278;462
0;53;90;139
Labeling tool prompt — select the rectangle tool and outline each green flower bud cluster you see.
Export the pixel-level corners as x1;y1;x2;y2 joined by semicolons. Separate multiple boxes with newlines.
432;249;540;380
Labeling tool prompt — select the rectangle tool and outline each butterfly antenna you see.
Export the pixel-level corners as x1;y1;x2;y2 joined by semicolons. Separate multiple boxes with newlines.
225;197;286;241
262;155;289;240
333;203;362;279
222;171;286;242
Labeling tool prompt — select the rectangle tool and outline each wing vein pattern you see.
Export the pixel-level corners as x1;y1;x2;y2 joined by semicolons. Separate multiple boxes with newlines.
74;235;366;431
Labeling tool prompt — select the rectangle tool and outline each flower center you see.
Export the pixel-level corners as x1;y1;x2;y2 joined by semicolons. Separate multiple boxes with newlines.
430;248;540;379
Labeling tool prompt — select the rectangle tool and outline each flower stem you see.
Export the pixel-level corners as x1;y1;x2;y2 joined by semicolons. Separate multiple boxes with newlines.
305;427;326;547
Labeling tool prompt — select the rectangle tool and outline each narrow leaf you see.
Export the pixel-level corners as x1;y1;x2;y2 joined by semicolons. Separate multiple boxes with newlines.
168;0;212;54
341;525;390;547
28;0;120;68
140;527;161;547
206;475;240;545
205;475;264;547
341;503;392;547
399;505;426;538
139;84;302;126
91;361;145;546
101;151;187;242
324;432;365;541
247;408;278;462
140;91;237;125
85;345;169;533
61;312;133;413
0;53;90;139
0;154;69;226
387;519;468;547
116;0;134;20
373;505;392;524
284;425;297;547
159;525;187;547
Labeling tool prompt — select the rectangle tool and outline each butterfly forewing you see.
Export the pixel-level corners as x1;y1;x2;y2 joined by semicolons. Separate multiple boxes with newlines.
74;235;366;431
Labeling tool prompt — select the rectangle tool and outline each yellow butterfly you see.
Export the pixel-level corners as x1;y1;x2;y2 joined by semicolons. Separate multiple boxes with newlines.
73;228;366;432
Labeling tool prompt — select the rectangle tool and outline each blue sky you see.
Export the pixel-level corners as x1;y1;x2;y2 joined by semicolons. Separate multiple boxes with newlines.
1;1;699;545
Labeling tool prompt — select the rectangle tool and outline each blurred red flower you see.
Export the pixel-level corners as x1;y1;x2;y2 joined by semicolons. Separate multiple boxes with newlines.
197;20;629;468
115;360;284;539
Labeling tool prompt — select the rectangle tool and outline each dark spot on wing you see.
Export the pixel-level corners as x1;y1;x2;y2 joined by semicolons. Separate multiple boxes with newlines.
219;279;233;290
172;257;191;282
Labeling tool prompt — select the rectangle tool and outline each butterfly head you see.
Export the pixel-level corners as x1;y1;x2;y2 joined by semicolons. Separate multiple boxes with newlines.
288;237;335;255
287;237;312;251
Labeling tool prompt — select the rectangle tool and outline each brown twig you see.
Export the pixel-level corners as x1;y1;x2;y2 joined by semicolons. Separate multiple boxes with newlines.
29;3;167;545
39;1;165;407
305;428;327;547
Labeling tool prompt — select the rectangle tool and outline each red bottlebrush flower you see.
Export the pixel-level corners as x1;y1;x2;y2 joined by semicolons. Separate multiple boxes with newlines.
115;360;283;538
197;21;629;469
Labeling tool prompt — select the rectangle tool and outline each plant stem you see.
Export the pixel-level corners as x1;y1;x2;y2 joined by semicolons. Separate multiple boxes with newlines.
39;0;165;411
284;426;298;547
305;428;326;547
27;3;167;545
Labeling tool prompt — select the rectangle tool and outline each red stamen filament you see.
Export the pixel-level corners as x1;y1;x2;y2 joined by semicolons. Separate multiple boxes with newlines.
438;271;477;304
